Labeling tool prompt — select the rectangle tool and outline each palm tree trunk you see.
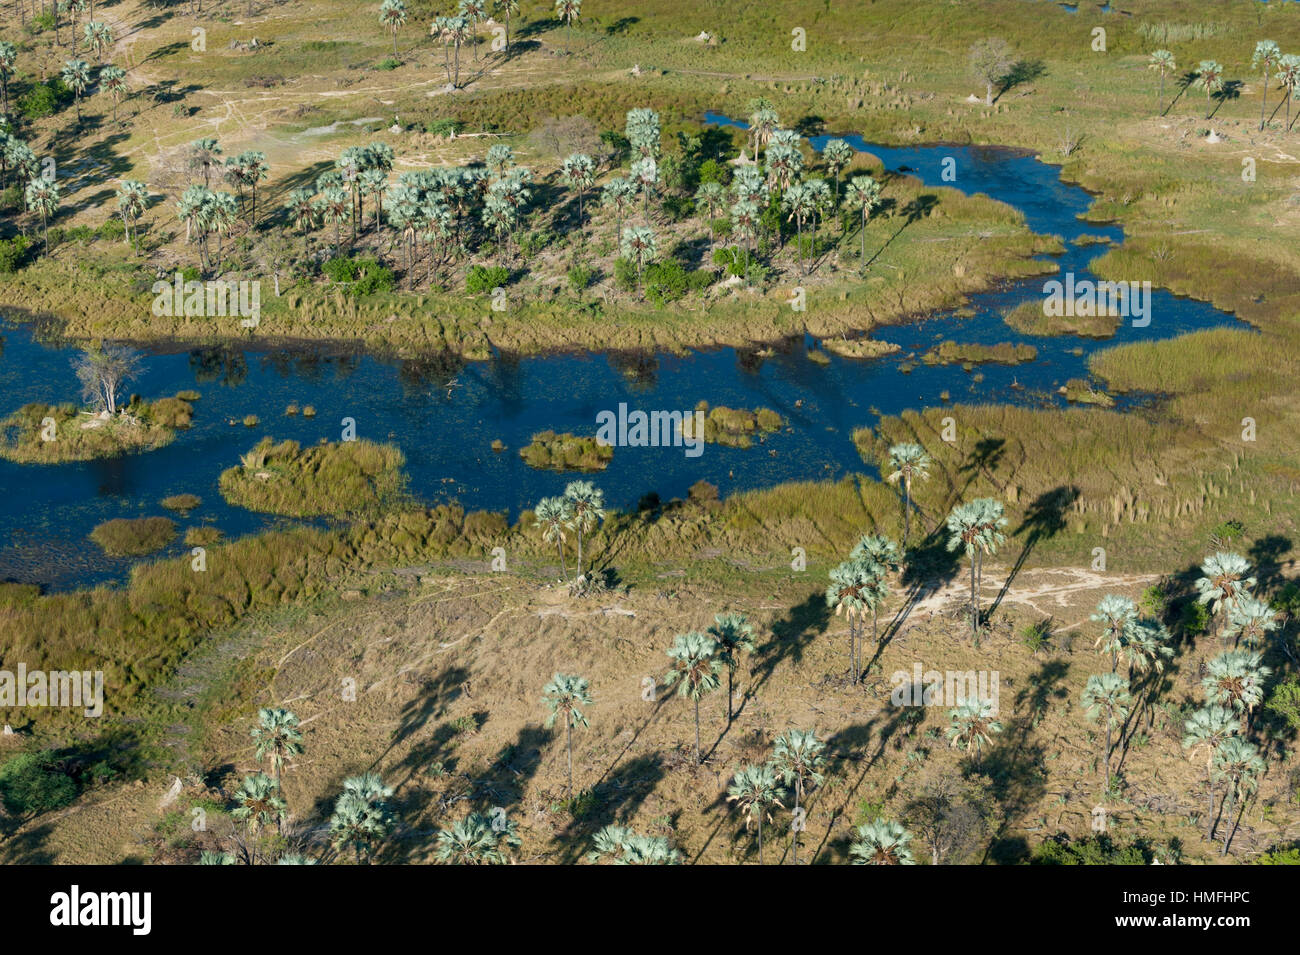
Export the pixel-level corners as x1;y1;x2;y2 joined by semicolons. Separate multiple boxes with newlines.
1206;762;1216;839
556;539;567;579
694;696;701;763
726;667;733;722
576;527;584;577
970;558;977;642
566;722;573;797
902;483;911;547
1260;66;1270;131
757;817;764;865
1104;718;1112;795
1221;785;1236;855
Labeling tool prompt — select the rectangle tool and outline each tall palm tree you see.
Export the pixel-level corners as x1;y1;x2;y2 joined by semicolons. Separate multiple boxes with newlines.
1253;40;1282;130
99;64;127;124
694;180;725;230
1203;650;1271;729
820;138;855;206
1182;704;1238;840
60;59;90;126
1279;54;1300;131
620;224;656;291
587;824;681;864
378;0;407;57
459;0;486;61
435;811;520;864
601;177;636;235
232;772;285;860
1118;619;1173;684
560;152;595;229
25;176;60;253
207;190;238;268
727;763;785;864
843;174;882;262
663;630;720;763
284;188;317;235
946;502;984;642
1196;552;1257;639
83;20;111;61
1148;49;1176;113
771;729;825;864
971;498;1007;620
1081;672;1132;796
1091;594;1138;673
115;179;147;250
251;707;303;788
629;157;657;217
826;557;882;682
1193;60;1226;119
946;698;1002;768
496;0;521;54
554;0;581;56
533;496;572;579
781;181;815;275
849;819;915;864
746;98;779;162
764;141;803;194
884;442;931;547
542;672;591;798
563;479;604;578
176;184;212;270
707;612;755;722
1213;737;1265;856
188;138;223;188
0;41;15;114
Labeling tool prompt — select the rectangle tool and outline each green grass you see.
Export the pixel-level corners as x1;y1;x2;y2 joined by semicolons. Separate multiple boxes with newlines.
0;395;193;463
519;431;614;472
89;517;177;557
219;437;408;517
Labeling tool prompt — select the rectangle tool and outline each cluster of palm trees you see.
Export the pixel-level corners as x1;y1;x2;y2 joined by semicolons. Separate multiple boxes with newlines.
1148;41;1300;128
826;532;901;682
532;480;605;581
663;613;757;764
198;707;397;864
173;139;271;269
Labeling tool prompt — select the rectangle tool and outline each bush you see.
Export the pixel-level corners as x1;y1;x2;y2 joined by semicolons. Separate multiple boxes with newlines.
0;751;78;817
375;57;402;70
1029;834;1152;865
426;118;462;137
0;235;30;274
322;256;395;294
567;263;593;291
98;218;126;242
466;264;510;294
18;78;69;119
613;256;638;292
697;158;729;185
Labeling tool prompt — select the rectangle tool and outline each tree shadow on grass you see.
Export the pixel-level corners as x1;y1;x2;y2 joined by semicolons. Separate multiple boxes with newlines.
552;752;666;863
988;485;1079;620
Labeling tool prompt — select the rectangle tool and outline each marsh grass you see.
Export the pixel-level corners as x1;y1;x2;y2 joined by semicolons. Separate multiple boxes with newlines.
681;401;783;448
0;394;193;463
219;437;408;517
519;431;613;472
89;517;177;557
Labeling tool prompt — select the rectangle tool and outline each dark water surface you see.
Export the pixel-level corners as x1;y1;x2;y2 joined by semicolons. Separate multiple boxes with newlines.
0;121;1241;590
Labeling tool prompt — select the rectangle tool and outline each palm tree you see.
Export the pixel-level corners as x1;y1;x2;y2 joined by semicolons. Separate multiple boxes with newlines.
198;851;235;865
843;174;882;262
378;0;407;57
1182;704;1238;840
630;157;657;216
542;672;591;798
1148;49;1176;113
99;64;127;124
560;152;595;229
435;811;520;864
83;20;111;61
496;0;521;53
826;558;882;682
971;498;1007;621
946;502;983;642
232;772;285;859
284;188;317;235
1279;54;1300;131
1118;619;1173;684
729;200;760;280
1253;41;1282;130
319;186;352;250
1193;60;1226;119
176;184;212;270
764;142;803;194
1091;594;1138;673
554;0;581;56
328;773;394;864
663;630;721;763
746;98;779;162
1081;672;1132;796
727;763;785;864
601;176;636;235
1202;650;1271;729
275;853;318;865
533;496;572;579
707;612;755;722
884;442;931;546
25;176;59;253
115;179;146;250
946;698;1002;767
188;138;222;188
1195;552;1257;640
0;41;15;114
60;59;90;125
1223;595;1278;650
562;479;604;578
1213;737;1265;856
620;225;656;291
782;181;815;275
459;0;486;61
251;707;303;789
587;824;681;864
820;138;855;205
207;190;238;268
849;819;916;864
771;729;825;864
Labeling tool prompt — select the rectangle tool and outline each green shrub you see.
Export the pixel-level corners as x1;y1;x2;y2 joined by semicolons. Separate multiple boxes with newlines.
426;118;463;137
466;264;510;294
612;256;638;291
18;78;69;119
375;57;402;70
0;751;78;817
1029;834;1151;865
567;263;593;291
98;218;126;241
0;235;31;274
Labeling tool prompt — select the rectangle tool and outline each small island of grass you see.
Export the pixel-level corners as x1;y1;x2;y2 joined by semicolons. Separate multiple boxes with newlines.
1061;378;1116;407
922;341;1038;366
89;516;178;557
681;402;784;449
219;437;407;517
519;431;613;472
0;394;195;464
1002;301;1121;339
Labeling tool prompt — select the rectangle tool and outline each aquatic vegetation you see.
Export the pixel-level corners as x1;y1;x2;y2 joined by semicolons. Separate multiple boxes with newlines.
89;516;177;557
0;394;194;463
922;341;1038;365
519;431;613;472
219;437;407;517
680;402;784;449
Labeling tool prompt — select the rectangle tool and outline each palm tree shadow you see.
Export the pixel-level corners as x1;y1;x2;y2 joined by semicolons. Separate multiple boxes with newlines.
552;752;665;863
988;485;1079;619
864;194;938;268
1208;80;1243;119
746;591;829;701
